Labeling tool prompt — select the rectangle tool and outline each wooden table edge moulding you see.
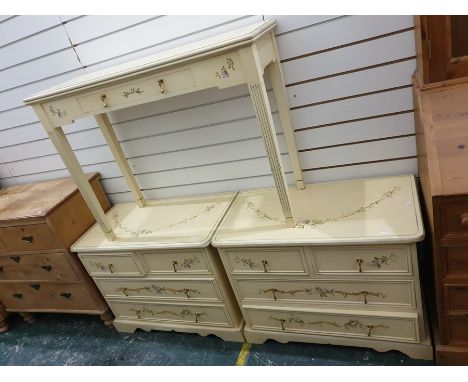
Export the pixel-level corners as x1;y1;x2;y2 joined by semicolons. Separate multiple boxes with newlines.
23;19;305;240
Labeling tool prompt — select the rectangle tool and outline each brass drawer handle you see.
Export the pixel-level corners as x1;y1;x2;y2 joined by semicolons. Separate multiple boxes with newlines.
60;292;72;299
157;79;165;93
21;235;33;243
262;260;268;273
41;265;52;272
108;264;115;273
30;284;41;290
100;94;108;108
356;258;363;272
13;293;23;299
461;213;468;227
172;260;178;272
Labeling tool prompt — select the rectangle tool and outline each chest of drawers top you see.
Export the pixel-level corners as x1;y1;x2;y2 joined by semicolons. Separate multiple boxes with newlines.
0;173;99;227
72;192;237;253
212;175;424;247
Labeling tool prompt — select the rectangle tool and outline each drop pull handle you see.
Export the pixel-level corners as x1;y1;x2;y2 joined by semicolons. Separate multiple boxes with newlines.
157;79;165;93
13;293;23;299
41;265;52;272
21;235;33;243
356;258;364;273
262;260;268;273
60;292;72;299
172;260;178;272
108;264;115;274
30;284;41;290
100;94;108;108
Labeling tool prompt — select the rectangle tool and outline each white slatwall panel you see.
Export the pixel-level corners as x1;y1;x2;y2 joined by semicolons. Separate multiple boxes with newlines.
0;15;418;204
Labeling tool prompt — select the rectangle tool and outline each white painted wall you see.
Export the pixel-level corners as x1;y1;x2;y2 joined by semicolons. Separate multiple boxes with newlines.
0;15;417;203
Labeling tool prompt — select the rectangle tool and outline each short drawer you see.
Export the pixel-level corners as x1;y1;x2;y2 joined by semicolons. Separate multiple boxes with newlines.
223;248;307;275
109;301;231;327
244;307;419;342
0;282;102;311
445;285;468;314
79;253;144;277
96;278;222;302
0;223;59;253
447;318;468;345
236;279;416;308
443;246;468;277
140;249;210;275
77;68;195;113
439;200;468;240
312;246;412;275
0;252;80;282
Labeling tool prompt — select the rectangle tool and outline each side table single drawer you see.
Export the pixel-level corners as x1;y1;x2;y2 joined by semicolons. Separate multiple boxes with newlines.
140;250;210;275
236;279;415;308
0;223;59;253
223;248;308;275
77;68;195;113
109;301;231;327
0;282;102;311
244;307;419;342
79;253;144;277
312;246;412;275
96;278;222;302
440;200;468;240
0;252;80;282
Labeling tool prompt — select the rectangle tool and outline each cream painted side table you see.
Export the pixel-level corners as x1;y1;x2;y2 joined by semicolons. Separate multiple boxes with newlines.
23;19;304;239
72;192;243;341
212;175;434;359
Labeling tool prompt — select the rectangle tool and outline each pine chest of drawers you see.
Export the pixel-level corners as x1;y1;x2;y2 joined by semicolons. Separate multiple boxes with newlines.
0;174;112;326
72;192;244;342
212;175;433;359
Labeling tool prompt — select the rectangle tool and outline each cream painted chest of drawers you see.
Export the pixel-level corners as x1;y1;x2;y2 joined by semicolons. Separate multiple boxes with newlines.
212;175;433;359
72;193;243;341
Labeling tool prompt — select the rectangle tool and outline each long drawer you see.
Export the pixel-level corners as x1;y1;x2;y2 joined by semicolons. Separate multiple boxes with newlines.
108;300;231;327
96;278;222;302
235;278;416;308
244;306;419;342
0;251;80;282
0;282;103;311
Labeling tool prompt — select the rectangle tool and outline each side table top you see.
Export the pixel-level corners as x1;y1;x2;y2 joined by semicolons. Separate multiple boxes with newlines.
212;175;424;247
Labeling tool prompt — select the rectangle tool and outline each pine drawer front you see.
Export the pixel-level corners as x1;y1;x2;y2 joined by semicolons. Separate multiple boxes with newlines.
79;253;144;277
439;200;468;241
0;282;101;311
236;279;416;308
244;307;419;342
109;301;231;327
223;248;308;275
96;278;222;302
312;246;412;275
77;68;196;114
140;250;211;275
0;252;79;282
0;223;59;253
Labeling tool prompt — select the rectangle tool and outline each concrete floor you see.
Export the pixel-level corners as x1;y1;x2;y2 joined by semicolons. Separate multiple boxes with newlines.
0;313;434;366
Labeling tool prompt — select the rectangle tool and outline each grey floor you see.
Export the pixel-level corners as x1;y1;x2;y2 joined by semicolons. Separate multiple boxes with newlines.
0;313;434;366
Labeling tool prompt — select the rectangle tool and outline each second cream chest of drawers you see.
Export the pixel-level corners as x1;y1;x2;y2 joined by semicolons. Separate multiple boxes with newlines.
212;175;433;359
72;192;244;341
